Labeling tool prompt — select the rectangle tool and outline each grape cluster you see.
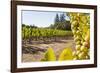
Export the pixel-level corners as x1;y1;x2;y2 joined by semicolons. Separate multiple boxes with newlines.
69;13;90;60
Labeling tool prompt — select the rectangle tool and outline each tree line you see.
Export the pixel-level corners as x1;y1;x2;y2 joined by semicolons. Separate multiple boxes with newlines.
49;13;71;30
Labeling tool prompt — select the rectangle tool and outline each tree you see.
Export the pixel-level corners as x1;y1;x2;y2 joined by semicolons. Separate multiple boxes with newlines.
65;21;71;30
54;14;60;24
60;13;66;22
50;13;71;30
30;24;38;28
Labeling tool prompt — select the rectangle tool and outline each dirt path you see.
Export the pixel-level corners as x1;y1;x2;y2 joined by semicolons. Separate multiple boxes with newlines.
22;39;75;62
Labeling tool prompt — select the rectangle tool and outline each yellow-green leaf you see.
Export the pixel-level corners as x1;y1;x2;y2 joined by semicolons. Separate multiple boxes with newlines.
58;48;73;61
44;47;56;61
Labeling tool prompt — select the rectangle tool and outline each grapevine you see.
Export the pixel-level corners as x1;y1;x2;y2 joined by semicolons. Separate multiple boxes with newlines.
22;28;73;41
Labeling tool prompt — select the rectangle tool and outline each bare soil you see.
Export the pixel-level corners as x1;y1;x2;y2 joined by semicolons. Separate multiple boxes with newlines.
22;37;75;62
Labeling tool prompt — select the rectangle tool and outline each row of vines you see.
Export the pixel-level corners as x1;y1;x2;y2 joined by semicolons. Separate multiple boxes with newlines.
22;27;73;41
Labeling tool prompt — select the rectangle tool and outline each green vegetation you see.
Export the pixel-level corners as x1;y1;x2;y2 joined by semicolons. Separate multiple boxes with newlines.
58;48;73;61
41;48;56;61
22;26;73;40
50;13;71;30
22;13;72;41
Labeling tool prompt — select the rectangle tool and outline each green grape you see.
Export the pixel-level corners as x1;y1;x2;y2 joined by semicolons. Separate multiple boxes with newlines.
71;24;75;29
83;42;88;47
85;55;89;59
74;38;77;42
76;45;81;51
76;30;80;35
76;50;81;55
78;52;86;59
73;35;77;38
85;30;90;42
72;21;78;26
73;56;78;60
74;36;81;42
72;51;77;56
72;30;76;34
80;46;88;52
76;41;81;45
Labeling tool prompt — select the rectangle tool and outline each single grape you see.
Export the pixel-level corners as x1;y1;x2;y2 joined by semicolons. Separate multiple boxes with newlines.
80;46;88;52
76;45;81;51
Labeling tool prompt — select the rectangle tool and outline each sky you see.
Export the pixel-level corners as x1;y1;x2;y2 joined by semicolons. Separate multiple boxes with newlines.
22;10;70;27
